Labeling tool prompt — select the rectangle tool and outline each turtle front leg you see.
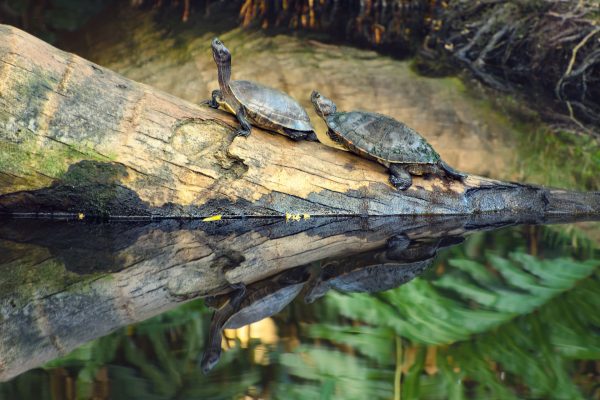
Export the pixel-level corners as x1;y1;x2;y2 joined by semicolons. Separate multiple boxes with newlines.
235;106;252;137
229;282;247;308
388;164;412;190
207;89;222;109
199;282;246;374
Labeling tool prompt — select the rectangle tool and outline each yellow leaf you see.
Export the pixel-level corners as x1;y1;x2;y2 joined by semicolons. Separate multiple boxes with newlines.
202;215;222;222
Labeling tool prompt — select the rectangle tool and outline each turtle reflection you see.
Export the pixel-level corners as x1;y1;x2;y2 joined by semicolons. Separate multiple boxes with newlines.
305;234;464;303
200;234;463;373
200;266;310;373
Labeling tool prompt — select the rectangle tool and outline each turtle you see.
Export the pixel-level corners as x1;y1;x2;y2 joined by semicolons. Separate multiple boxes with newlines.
208;38;318;141
305;234;464;303
310;91;466;190
200;266;310;373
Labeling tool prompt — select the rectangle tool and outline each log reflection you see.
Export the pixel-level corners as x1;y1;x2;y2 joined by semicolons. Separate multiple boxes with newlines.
0;213;597;380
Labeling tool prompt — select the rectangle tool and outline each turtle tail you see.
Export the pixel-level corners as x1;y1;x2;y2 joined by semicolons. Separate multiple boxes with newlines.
439;160;466;180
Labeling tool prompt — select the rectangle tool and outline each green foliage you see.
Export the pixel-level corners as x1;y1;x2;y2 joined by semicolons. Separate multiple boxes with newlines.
307;325;395;365
277;346;394;400
327;280;510;345
278;229;599;399
516;129;600;191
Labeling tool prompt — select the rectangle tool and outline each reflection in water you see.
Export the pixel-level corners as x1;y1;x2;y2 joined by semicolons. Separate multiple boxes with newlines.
305;235;463;303
0;215;598;398
200;233;465;373
201;266;310;373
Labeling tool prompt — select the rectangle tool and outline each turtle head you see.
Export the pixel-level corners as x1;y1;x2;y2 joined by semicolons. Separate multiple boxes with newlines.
311;91;337;118
200;346;222;374
304;282;328;304
211;37;231;66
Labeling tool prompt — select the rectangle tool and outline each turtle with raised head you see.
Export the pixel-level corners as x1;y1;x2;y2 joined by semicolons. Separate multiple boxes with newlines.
200;266;310;373
208;38;318;141
310;91;466;190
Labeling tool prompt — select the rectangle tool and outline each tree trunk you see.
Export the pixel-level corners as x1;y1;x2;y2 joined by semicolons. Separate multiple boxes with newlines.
1;24;599;218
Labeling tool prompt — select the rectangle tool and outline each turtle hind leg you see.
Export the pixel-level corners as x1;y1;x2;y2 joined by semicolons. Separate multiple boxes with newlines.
305;131;320;142
283;128;319;142
388;164;412;190
386;233;411;260
438;160;466;180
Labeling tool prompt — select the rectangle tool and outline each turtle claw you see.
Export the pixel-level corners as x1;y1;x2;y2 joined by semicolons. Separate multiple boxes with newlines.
206;99;219;109
207;89;222;109
235;129;251;137
389;164;412;190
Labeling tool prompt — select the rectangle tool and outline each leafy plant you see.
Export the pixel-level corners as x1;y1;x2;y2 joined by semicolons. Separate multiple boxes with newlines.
276;237;599;399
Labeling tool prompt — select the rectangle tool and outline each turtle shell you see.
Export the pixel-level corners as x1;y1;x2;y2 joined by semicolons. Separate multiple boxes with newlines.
230;80;313;132
224;283;305;329
328;260;432;294
326;111;440;163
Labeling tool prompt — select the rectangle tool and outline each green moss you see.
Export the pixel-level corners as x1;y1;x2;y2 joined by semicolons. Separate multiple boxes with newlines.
1;72;115;192
0;131;113;191
60;160;127;186
0;250;83;310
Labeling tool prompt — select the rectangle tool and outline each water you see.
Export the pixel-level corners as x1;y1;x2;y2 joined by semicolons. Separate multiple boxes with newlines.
0;216;598;399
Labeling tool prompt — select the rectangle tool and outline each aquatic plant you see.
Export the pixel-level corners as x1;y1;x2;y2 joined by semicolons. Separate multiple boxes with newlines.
279;249;599;399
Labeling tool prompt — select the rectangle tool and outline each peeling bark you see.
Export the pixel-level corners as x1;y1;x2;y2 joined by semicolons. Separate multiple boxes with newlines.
0;24;599;218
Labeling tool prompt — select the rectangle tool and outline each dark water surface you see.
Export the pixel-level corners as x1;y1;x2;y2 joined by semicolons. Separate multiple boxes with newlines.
0;216;598;399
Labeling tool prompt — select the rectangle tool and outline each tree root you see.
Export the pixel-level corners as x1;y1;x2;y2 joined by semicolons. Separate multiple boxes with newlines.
556;27;600;100
434;0;600;135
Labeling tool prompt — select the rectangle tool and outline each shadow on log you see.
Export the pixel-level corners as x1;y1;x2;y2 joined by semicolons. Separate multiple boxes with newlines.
0;213;598;380
1;25;599;218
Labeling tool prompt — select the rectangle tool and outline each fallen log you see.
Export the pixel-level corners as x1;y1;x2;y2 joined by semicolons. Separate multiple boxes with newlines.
0;24;598;218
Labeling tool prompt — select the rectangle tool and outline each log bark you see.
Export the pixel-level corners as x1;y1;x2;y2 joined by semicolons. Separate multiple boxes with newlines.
1;213;597;381
0;24;599;218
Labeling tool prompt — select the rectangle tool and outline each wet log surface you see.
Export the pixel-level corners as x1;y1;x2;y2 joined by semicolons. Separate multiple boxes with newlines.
1;25;599;218
0;213;597;381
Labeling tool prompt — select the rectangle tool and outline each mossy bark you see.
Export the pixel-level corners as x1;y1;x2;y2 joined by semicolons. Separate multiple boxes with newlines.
1;24;599;218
